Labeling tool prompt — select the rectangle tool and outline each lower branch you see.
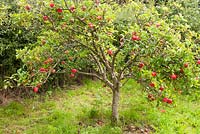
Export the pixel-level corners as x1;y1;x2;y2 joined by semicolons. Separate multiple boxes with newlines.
78;71;113;88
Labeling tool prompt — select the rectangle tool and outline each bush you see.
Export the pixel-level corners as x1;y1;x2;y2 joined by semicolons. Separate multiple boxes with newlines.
0;0;43;87
156;0;200;33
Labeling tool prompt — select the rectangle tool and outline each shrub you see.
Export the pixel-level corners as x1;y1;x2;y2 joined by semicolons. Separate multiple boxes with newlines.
0;0;43;87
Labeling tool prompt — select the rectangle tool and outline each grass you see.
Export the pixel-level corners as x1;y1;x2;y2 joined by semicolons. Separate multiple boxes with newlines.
0;79;199;134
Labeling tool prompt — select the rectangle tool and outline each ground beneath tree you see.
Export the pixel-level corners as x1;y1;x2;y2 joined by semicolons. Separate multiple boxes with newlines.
0;79;199;134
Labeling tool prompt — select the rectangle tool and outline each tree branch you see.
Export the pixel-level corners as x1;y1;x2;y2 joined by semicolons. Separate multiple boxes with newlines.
43;61;60;84
118;54;139;80
78;71;113;88
89;53;104;75
111;38;127;73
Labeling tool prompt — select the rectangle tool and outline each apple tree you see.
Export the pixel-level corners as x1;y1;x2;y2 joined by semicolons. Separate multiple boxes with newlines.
11;0;200;123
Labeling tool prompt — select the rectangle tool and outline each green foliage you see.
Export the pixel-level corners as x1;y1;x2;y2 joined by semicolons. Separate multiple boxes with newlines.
156;0;200;33
11;0;199;101
0;0;43;86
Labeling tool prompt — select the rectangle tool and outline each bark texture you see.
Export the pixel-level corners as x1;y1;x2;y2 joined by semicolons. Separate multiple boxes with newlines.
111;88;120;124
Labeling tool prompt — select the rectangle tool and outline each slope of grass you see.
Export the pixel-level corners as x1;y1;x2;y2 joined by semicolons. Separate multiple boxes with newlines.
0;79;199;134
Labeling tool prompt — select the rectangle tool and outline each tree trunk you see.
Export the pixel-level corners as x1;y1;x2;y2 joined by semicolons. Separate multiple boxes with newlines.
111;88;120;125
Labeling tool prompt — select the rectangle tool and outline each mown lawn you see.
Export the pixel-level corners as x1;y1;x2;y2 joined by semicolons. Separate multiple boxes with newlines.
0;79;199;134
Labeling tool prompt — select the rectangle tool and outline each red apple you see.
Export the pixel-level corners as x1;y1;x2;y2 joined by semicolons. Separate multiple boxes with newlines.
69;5;75;12
138;62;144;68
162;97;168;103
170;74;177;80
51;69;56;73
71;69;77;74
43;16;48;21
148;94;155;101
70;73;75;78
149;82;155;87
131;35;140;41
148;94;153;100
197;60;200;65
50;3;55;8
159;86;164;91
97;16;102;20
88;22;94;29
44;60;48;64
107;49;113;56
61;61;65;64
33;87;39;93
151;72;157;77
82;5;87;11
39;68;47;73
167;99;173;104
148;94;153;99
184;63;189;68
25;5;31;11
57;8;63;13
